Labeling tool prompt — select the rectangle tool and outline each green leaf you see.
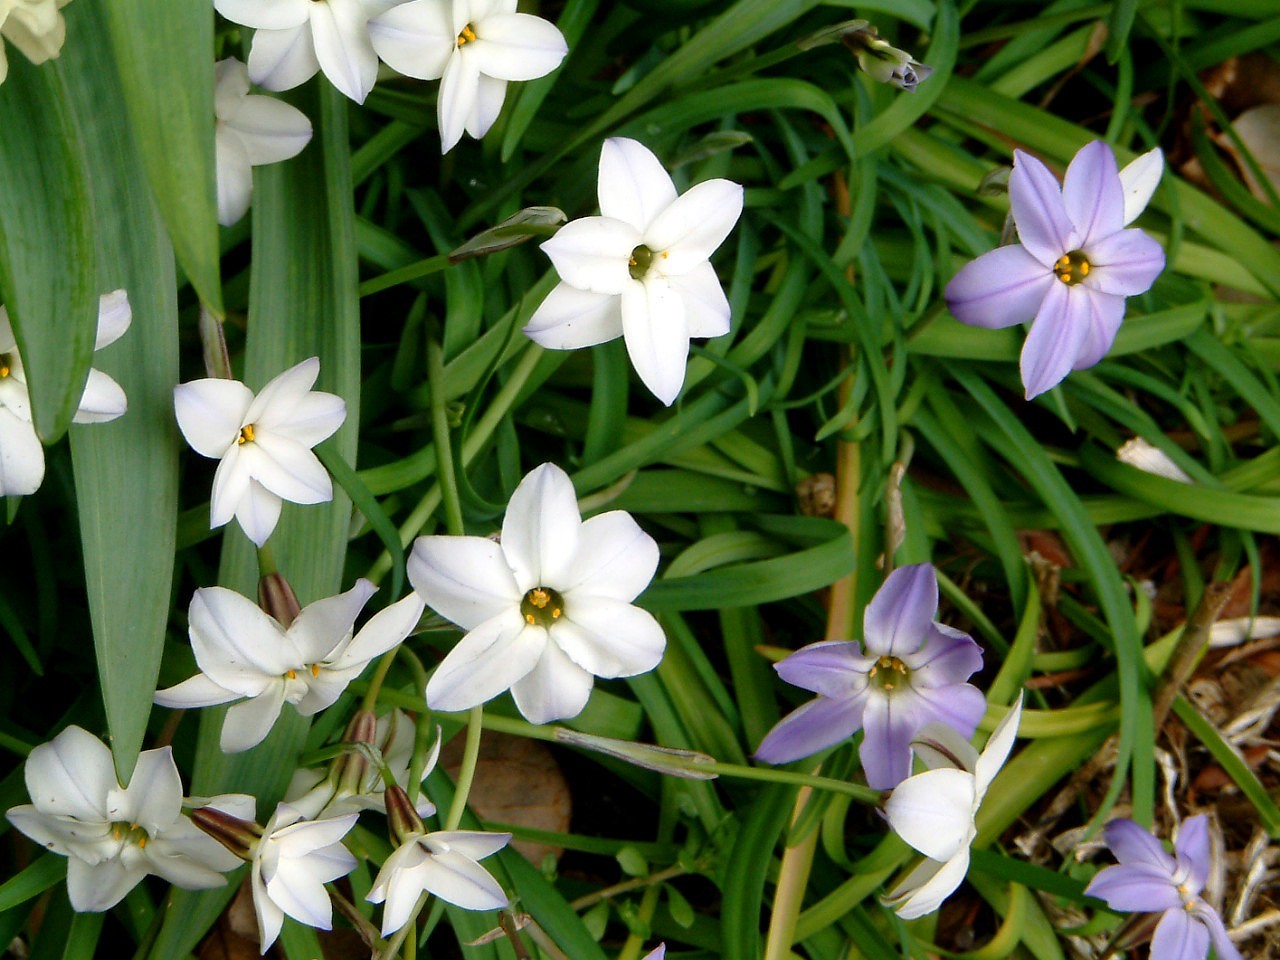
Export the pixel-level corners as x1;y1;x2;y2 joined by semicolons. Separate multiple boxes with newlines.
102;0;222;313
0;55;97;443
0;853;66;911
61;0;180;780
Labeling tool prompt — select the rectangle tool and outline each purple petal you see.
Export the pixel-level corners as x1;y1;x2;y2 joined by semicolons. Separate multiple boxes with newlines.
1068;286;1126;373
1103;819;1177;872
775;640;874;698
1194;904;1244;960
864;564;938;658
908;623;983;686
1061;141;1124;246
1019;282;1088;399
1084;863;1180;912
945;245;1051;329
911;683;987;740
1009;150;1076;267
1084;228;1165;296
754;695;865;764
1152;908;1209;960
1174;815;1210;893
860;690;928;790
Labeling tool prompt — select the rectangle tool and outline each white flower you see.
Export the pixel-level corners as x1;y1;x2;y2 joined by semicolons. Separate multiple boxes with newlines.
369;0;567;153
214;58;313;227
0;0;68;84
1116;436;1191;483
367;829;510;936
172;357;346;546
882;695;1023;919
524;138;743;406
1119;147;1163;225
215;0;379;104
410;462;665;724
251;802;358;950
4;726;244;912
0;289;131;496
155;579;424;752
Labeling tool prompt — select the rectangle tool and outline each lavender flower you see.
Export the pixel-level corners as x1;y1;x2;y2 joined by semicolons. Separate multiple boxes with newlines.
945;141;1165;399
754;564;985;790
1085;816;1242;960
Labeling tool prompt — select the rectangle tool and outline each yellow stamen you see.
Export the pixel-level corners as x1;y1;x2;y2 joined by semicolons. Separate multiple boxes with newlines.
1053;250;1091;285
286;668;297;680
0;364;9;379
311;663;321;677
457;24;477;45
528;588;550;608
238;424;256;445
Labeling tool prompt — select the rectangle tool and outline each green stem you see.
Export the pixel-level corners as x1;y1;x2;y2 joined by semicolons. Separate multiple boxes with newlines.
359;254;452;298
444;706;484;830
255;544;277;578
397;646;432;807
361;647;399;713
428;337;465;538
763;785;820;960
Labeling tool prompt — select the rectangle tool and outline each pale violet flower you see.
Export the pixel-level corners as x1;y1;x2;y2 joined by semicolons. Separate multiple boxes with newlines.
641;947;666;960
0;289;131;496
1086;815;1242;960
215;0;379;104
882;695;1023;919
945;141;1166;398
755;564;984;790
251;803;359;950
0;0;67;84
214;58;313;227
369;0;567;153
5;726;245;911
155;579;424;752
524;137;743;406
411;461;665;725
172;357;346;546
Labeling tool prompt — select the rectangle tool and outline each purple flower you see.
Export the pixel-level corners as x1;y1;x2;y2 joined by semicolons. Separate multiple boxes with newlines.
1085;816;1242;960
945;141;1165;399
754;564;985;790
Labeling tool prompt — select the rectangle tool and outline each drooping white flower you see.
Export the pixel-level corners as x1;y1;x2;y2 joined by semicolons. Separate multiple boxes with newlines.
524;138;743;406
369;0;567;153
0;0;68;85
4;726;246;912
215;0;379;104
251;803;358;950
214;58;313;227
0;289;131;496
172;357;346;546
882;695;1023;919
155;579;424;753
410;461;665;725
1119;147;1163;225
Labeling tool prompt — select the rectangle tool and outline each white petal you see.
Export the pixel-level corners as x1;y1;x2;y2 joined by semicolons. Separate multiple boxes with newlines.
462;72;507;141
523;284;623;350
222;95;313;166
253;862;287;947
289;579;377;662
408;534;522;630
239;436;332;505
417;849;508;910
368;0;454;80
664;262;730;339
154;673;240;709
510;639;595;724
189;586;298;687
310;0;379;103
245;357;321;426
266;391;347;447
539;217;641;296
501;462;582;589
438;50;479;153
72;369;127;424
248;24;322;92
911;721;979;773
425;612;545;712
210;444;251;530
222;686;289;752
644;178;743;276
67;857;145;912
598;138;678;231
885;768;977;862
23;726;115;821
468;12;566;81
974;694;1022;797
1119;147;1163;225
216;127;255;226
6;804;103;856
885;848;970;920
332;591;424;668
551;597;665;678
234;480;284;547
560;510;658;601
429;830;510;860
216;0;311;30
173;378;255;459
0;406;44;495
621;278;689;406
266;863;337;928
93;290;132;350
108;747;181;833
214;58;252;118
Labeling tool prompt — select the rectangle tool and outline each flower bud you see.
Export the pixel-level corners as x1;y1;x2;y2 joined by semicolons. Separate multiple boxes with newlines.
335;709;380;796
553;729;719;780
189;805;264;861
384;784;426;844
843;31;931;91
258;571;301;627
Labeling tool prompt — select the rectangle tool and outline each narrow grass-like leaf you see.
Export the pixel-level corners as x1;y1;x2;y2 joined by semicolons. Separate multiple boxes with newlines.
0;853;65;911
1173;696;1280;836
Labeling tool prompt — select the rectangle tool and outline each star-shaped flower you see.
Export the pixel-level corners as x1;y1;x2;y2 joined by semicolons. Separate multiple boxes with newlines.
214;58;313;227
945;141;1166;398
5;726;245;912
155;579;424;752
0;0;68;84
755;564;985;790
214;0;379;104
410;461;665;724
369;0;566;153
882;695;1023;919
172;357;346;546
0;289;131;496
524;137;743;406
1085;815;1243;960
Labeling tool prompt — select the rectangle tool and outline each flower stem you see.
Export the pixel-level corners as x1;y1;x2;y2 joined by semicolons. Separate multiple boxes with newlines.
568;862;690;912
198;303;233;379
361;645;399;713
428;336;465;539
330;889;381;949
255;544;277;578
763;782;820;960
373;891;429;960
444;705;484;830
396;646;434;807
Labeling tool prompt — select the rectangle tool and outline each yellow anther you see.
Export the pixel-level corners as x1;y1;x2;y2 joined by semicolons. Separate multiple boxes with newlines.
1053;250;1091;285
138;835;148;849
529;588;550;608
457;24;477;45
286;668;297;680
552;607;562;619
311;663;321;677
525;613;536;624
238;424;256;445
0;364;9;378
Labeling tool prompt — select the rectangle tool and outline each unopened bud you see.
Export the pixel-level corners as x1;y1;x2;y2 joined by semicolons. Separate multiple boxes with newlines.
384;784;427;844
554;729;719;780
449;206;567;262
259;572;301;627
796;19;931;91
190;805;263;860
336;710;379;795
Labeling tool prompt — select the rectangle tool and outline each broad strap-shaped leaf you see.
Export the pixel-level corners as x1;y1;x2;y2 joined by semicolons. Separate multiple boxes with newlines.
0;55;97;443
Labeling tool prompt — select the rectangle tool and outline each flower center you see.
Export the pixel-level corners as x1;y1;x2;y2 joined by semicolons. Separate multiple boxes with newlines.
629;244;668;281
237;424;256;445
1053;249;1091;285
868;655;910;691
457;23;477;46
111;821;151;848
520;586;564;627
